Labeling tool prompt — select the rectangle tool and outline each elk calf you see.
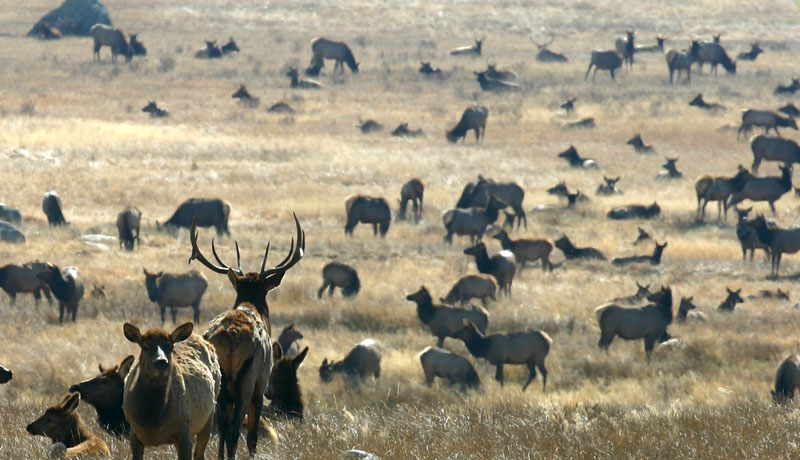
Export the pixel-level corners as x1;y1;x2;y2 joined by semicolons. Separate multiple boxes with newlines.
264;344;308;421
317;262;360;298
398;178;424;222
27;393;111;459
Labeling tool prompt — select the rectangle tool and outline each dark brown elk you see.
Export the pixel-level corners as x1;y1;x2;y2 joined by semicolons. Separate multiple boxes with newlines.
143;269;208;324
42;191;67;226
129;33;146;56
90;24;132;62
27;393;111;459
585;50;622;81
123;322;221;460
232;84;260;107
398;178;424;222
560;97;576;115
419;61;442;76
304;56;324;77
689;93;727;111
736;43;763;61
736;206;770;261
450;39;482;56
189;213;304;459
456;177;526;229
357;119;383;133
311;37;359;72
609;281;652;305
419;346;480;390
612;241;668;266
607;202;660;220
615;30;635;70
464;243;516;296
286;67;323;89
158;198;231;236
665;40;700;84
446;105;488;144
676;296;707;322
264;344;308;421
221;37;240;55
475;71;520;91
319;339;381;387
779;103;800;119
738;109;798;139
596;176;622;195
37;264;84;324
750;214;800;278
0;365;11;384
344;194;391;237
554;234;606;260
558;145;601;169
442;195;506;244
695;166;753;221
0;203;21;224
317;261;360;298
0;261;52;305
452;321;552;392
750;135;800;173
142;100;169;118
595;286;673;362
406;286;489;348
69;355;134;437
116;206;141;251
657;157;683;179
194;39;222;58
696;42;736;75
276;324;304;358
441;274;496;306
717;287;744;311
727;165;792;215
490;227;553;271
391;123;424;137
751;288;790;301
773;354;800;403
775;78;800;96
627;133;653;153
532;35;567;62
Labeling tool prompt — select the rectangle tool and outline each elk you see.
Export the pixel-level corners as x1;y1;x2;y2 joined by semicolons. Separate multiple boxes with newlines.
446;105;488;144
276;324;304;358
189;213;304;458
406;286;489;348
0;203;21;224
485;63;516;81
558;145;601;169
264;344;308;421
310;37;359;72
665;40;700;84
194;39;222;59
635;35;665;53
738;109;798;139
90;24;132;62
727;165;792;215
626;133;653;153
717;287;744;311
69;355;134;437
37;264;84;324
658;157;683;179
779;103;800;118
737;42;763;61
0;261;52;305
142;101;169;118
0;219;24;242
633;227;652;246
398;178;424;222
695;166;753;221
129;33;146;56
286;67;323;89
450;39;482;56
267;101;294;114
554;234;606;260
490;227;553;271
775;78;800;95
611;241;668;266
607;202;660;220
344;194;391;237
27;393;111;459
676;296;707;322
123;322;221;460
696;42;736;75
419;346;480;390
317;261;360;298
595;286;673;362
532;35;567;62
773;354;800;403
585;50;622;81
143;269;208;324
560;97;576;115
596;176;622;195
463;242;516;296
474;71;520;91
442;195;506;244
319;339;381;387
750;214;800;278
419;61;442;76
452;321;552;392
42;191;67;226
391;123;424;137
232;84;260;107
609;281;652;305
750;135;800;173
615;30;635;70
221;37;240;55
562;117;595;129
455;177;526;229
440;274;496;306
116;206;141;251
158;198;230;236
689;93;727;111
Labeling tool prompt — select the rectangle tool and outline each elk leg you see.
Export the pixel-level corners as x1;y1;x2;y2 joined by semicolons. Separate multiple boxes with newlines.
436;336;445;348
539;362;548;392
328;285;335;297
522;363;537;392
171;306;177;324
59;302;65;324
71;304;77;322
33;290;41;305
598;331;614;351
317;282;329;299
131;434;145;460
194;414;214;460
246;388;265;455
372;223;378;235
644;335;657;363
175;433;192;460
7;291;16;305
160;306;166;325
585;63;593;80
494;364;504;385
192;303;200;323
43;287;52;305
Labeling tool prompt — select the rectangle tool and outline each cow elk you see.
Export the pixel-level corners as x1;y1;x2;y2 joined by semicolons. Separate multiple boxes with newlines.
27;393;111;459
406;286;489;348
463;243;516;296
750;135;800;173
69;355;134;437
612;241;668;266
90;24;132;62
717;287;744;311
727;165;792;215
585;50;622;81
446;105;488;144
676;296;707;322
689;93;727;111
607;202;661;220
344;194;391;237
738;109;798;139
419;346;480;390
558;145;601;169
116;206;141;251
440;274;496;306
320;339;381;388
658;157;683;179
158;198;231;236
737;42;763;61
42;191;67;227
615;30;635;70
627;134;653;153
455;177;526;229
442;195;506;244
398;178;424;222
695;166;753;221
232;84;260;107
0;261;52;305
37;264;84;324
317;262;360;298
665;40;699;84
475;70;520;91
310;37;359;72
736;207;770;261
696;42;736;75
773;354;800;403
750;214;800;278
554;234;606;260
143;269;208;324
490;227;553;271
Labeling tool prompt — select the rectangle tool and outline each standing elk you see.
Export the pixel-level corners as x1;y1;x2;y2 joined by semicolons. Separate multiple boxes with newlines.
344;194;391;237
554;234;606;260
129;33;146;56
695;166;753;221
717;287;744;311
738;109;798;139
736;42;763;61
456;177;526;229
442;195;506;244
463;242;516;296
317;262;360;298
143;269;208;324
142;100;169;118
440;274;496;306
490;227;553;271
116;206;141;251
194;39;222;59
750;135;800;173
419;346;480;390
585;50;622;81
27;393;111;459
774;78;800;95
450;39;482;56
627;133;654;153
0;261;52;305
607;202;660;220
558;145;601;169
232;84;260;107
406;286;489;348
750;214;800;278
727;165;792;215
189;213;304;459
689;93;727;111
665;40;700;84
446;105;488;144
286;67;323;89
123;322;221;460
735;206;770;261
42;191;67;226
157;198;231;236
38;264;84;324
264;344;308;421
69;355;134;437
90;24;132;62
311;37;359;72
398;178;424;222
696;42;736;75
532;35;567;62
615;30;635;70
221;37;240;55
773;354;800;403
320;339;381;388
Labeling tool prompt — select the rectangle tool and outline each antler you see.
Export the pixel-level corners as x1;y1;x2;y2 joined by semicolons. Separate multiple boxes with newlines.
188;214;243;275
259;213;305;280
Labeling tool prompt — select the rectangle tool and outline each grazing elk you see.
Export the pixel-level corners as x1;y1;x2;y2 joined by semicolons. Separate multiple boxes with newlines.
129;33;146;56
585;50;622;81
317;262;360;298
38;264;84;324
595;285;673;362
696;42;736;75
456;177;526;229
750;214;800;278
596;176;623;195
116;206;141;251
320;339;381;387
717;287;744;311
142;100;168;118
42;191;67;226
143;269;208;324
609;281;652;305
450;39;482;56
189;213;304;459
532;35;568;62
264;344;308;421
221;37;240;55
0;261;52;305
689;93;727;111
419;346;480;390
773;354;800;403
0;365;11;384
442;195;506;244
398;178;424;222
90;24;132;62
311;37;359;72
635;35;666;53
446;105;488;144
357;119;383;133
453;321;552;392
554;234;606;260
27;393;111;459
658;157;683;179
475;71;520;91
345;194;391;237
490;227;553;271
695;166;753;221
665;40;700;84
558;145;601;169
774;78;800;95
607;202;661;220
286;67;323;89
615;30;635;70
69;355;134;437
611;241;668;266
276;324;304;358
463;243;516;296
633;227;651;246
406;286;489;348
736;42;763;61
676;296;707;323
194;39;222;58
627;133;653;153
560;97;576;115
232;84;260;107
123;322;221;460
750;135;800;173
441;274;496;306
391;123;424;137
727;165;792;215
738;109;798;139
779;103;800;119
419;61;442;76
0;203;21;224
158;198;231;236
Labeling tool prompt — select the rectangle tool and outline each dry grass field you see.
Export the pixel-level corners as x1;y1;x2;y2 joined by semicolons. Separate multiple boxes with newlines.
2;0;800;458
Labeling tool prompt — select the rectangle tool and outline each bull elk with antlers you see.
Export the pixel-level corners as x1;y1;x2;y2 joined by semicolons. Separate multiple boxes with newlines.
532;35;567;62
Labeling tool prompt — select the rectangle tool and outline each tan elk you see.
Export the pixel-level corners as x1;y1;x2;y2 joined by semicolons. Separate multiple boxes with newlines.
446;105;488;143
750;214;800;278
143;269;208;324
90;24;132;62
750;135;800;173
440;274;496;306
27;393;111;459
738;109;798;139
585;50;622;81
419;346;480;390
310;37;359;72
442;195;507;244
116;206;141;251
695;166;753;221
0;261;52;305
489;227;553;271
189;213;304;458
665;40;700;84
398;178;424;222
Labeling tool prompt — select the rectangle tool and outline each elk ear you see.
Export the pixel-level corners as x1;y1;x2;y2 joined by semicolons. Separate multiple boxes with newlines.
98;364;105;373
142;268;148;276
687;296;693;301
123;323;142;344
273;342;283;362
61;392;80;414
118;355;134;378
726;287;733;294
321;358;328;366
293;347;309;369
170;322;193;343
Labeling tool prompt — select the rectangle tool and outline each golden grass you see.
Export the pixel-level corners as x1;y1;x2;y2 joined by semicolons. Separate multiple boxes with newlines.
2;0;800;458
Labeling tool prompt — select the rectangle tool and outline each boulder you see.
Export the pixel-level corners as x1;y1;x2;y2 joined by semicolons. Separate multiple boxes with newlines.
28;0;111;37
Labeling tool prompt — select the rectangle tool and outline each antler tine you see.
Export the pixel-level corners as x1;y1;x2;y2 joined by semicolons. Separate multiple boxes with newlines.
188;214;230;274
235;241;243;274
260;213;305;280
259;242;270;276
